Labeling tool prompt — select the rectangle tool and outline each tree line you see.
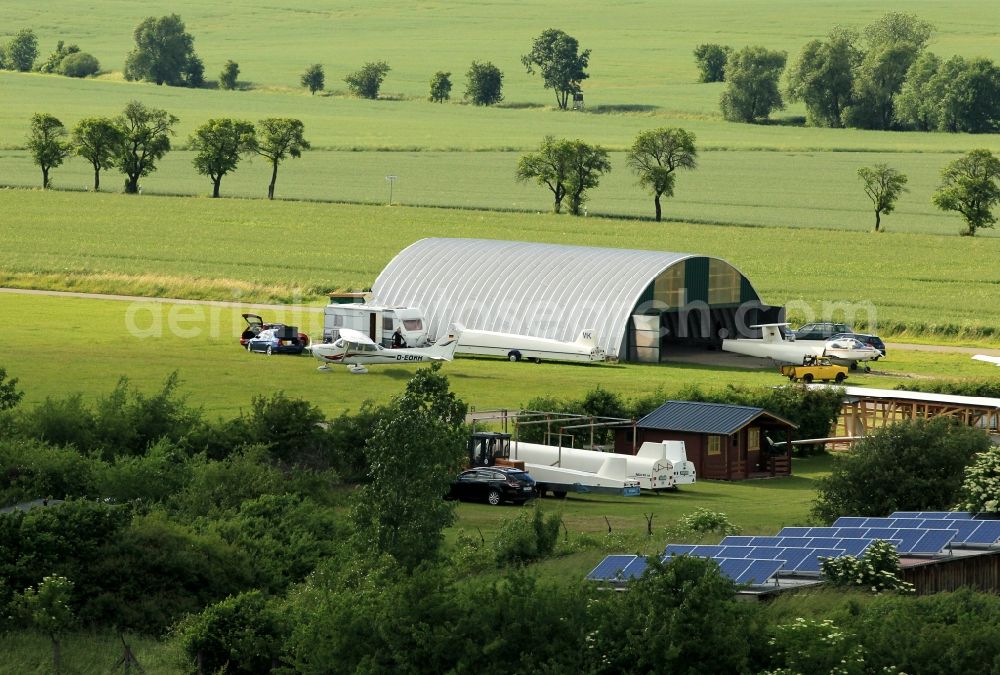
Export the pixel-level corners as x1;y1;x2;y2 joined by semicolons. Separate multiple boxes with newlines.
26;102;309;199
696;12;1000;133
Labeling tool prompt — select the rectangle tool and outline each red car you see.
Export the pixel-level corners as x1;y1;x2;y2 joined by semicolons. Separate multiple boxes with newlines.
240;314;310;348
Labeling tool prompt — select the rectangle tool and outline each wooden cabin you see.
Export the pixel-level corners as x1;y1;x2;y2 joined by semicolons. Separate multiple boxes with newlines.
614;400;797;481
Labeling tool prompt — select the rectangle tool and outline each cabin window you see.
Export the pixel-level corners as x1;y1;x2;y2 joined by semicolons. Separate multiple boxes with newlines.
707;435;721;456
748;428;760;451
404;319;423;331
330;315;343;327
383;317;394;330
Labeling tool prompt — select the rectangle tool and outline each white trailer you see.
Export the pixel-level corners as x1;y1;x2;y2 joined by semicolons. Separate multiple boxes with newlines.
455;326;605;363
323;303;429;347
509;440;696;490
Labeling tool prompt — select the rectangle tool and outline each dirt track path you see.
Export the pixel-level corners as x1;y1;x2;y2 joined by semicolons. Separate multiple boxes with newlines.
4;287;999;355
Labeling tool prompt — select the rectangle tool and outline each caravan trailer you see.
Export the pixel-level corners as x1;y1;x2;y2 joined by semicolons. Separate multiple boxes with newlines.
323;304;429;347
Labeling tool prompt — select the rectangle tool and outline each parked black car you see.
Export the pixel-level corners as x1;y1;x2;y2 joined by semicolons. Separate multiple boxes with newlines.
446;468;537;506
793;322;853;341
831;332;887;358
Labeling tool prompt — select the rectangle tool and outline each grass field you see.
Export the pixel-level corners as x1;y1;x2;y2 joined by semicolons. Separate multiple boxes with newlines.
2;190;999;340
2;293;991;418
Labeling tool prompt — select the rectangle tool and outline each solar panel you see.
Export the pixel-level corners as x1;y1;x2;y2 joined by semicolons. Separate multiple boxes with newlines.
836;539;878;557
911;529;957;554
777;527;812;538
795;548;846;574
888;529;926;553
890;511;923;519
964;520;1000;545
750;546;787;560
806;527;840;538
943;512;974;519
833;517;868;527
720;546;756;558
621;556;649;579
665;544;697;556
864;527;899;540
777;537;813;549
720;536;754;547
863;517;898;528
586;555;637;581
808;537;842;549
770;548;813;567
890;511;973;520
750;536;784;547
735;559;784;585
835;527;871;539
717;558;753;580
692;545;727;557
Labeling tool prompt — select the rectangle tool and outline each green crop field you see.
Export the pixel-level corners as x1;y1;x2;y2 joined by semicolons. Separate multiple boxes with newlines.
2;190;999;340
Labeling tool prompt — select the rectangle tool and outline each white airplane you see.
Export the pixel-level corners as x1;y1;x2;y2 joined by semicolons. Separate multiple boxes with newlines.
722;323;881;366
311;328;460;374
972;354;1000;367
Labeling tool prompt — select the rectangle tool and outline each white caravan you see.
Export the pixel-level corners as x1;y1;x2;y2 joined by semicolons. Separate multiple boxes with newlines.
508;440;696;490
455;326;606;363
323;304;429;347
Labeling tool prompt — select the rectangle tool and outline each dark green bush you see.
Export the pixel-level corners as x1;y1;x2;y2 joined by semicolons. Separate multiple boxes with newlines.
812;417;991;522
493;507;561;566
0;439;98;505
58;51;99;77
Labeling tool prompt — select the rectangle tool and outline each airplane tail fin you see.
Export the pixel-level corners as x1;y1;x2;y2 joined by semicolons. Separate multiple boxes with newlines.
574;328;598;347
427;326;462;361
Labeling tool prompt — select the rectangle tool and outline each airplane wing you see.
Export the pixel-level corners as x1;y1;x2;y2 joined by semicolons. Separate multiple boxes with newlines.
338;328;377;345
972;354;1000;366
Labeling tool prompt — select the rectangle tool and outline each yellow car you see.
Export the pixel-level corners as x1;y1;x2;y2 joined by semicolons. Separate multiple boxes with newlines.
779;358;848;384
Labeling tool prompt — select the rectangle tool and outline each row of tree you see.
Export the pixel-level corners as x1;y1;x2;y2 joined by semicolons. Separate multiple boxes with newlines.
699;12;1000;133
27;102;310;198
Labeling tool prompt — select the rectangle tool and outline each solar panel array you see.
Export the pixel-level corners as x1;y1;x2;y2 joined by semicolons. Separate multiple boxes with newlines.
586;511;1000;587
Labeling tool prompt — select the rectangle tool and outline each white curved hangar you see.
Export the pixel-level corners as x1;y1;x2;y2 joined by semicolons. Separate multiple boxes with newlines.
370;238;781;361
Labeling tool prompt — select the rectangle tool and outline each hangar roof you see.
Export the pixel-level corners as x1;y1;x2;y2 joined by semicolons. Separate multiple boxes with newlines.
371;238;754;357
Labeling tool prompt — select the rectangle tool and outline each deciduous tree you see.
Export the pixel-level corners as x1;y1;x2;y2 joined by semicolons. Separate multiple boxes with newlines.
15;576;75;675
894;51;943;130
113;101;178;194
857;163;908;232
812;418;990;522
123;14;202;87
720;46;787;123
26;113;70;189
301;63;324;95
349;365;467;571
515;135;574;213
786;28;859;127
36;41;79;73
565;139;611;216
219;59;239;90
344;61;390;99
72;117;122;191
933;149;1000;236
693;43;730;82
0;366;23;411
842;12;933;130
521;28;591;109
189;118;256;198
626;127;697;222
429;70;451;102
254;118;310;200
4;29;38;71
464;61;503;106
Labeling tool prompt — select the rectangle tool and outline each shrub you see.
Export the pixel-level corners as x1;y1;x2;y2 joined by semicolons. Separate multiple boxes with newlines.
0;366;22;411
176;590;286;674
812;417;991;522
956;445;1000;513
821;540;914;593
219;59;239;90
464;60;503;106
493;507;561;565
58;52;99;77
767;617;865;675
677;507;741;539
0;438;98;504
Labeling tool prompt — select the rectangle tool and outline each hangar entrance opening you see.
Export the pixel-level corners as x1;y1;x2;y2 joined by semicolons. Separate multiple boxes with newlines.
626;257;783;363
